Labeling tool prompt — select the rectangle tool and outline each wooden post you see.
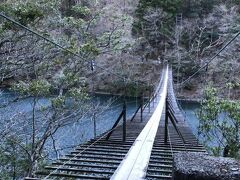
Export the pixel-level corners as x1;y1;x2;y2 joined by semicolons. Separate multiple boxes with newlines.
106;111;124;140
123;100;126;142
164;99;169;144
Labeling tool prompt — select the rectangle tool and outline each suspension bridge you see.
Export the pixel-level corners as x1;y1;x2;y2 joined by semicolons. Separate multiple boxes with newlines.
24;65;206;180
1;11;239;180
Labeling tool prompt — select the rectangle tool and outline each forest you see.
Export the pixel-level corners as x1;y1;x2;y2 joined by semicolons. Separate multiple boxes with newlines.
0;0;239;179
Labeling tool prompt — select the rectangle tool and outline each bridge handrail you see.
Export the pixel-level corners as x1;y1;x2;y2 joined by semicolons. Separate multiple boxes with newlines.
166;100;186;144
130;104;142;122
105;102;126;141
142;66;166;114
111;65;169;180
130;65;166;122
165;69;188;149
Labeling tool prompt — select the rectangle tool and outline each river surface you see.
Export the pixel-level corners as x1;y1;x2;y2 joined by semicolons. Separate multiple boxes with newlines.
0;89;203;159
0;89;142;158
179;101;201;137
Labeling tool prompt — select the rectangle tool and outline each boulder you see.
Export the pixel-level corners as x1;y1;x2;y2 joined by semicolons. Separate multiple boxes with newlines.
173;152;240;180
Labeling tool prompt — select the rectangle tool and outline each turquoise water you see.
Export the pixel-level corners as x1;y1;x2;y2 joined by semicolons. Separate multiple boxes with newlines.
179;101;232;149
1;89;207;157
51;94;141;157
179;101;200;137
0;89;141;158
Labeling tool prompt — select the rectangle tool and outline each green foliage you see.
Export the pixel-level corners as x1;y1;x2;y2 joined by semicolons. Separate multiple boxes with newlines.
80;42;100;56
63;16;85;29
231;0;240;5
14;2;43;24
137;0;182;15
13;79;51;97
67;87;89;101
51;96;66;109
133;0;180;36
197;86;240;159
181;0;218;18
132;0;220;52
0;1;44;26
52;71;86;91
0;137;29;179
60;0;88;17
72;5;91;18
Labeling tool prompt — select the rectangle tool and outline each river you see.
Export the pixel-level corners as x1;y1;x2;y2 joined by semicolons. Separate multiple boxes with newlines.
179;101;201;137
0;89;203;159
0;89;142;158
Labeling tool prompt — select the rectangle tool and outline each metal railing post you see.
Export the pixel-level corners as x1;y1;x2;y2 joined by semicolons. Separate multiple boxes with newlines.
106;110;124;140
123;100;126;142
164;98;169;144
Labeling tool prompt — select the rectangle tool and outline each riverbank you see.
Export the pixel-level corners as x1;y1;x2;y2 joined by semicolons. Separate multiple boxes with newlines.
177;98;201;103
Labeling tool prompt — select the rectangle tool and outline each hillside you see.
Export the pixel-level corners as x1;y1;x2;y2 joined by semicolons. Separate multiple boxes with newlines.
0;0;239;99
0;0;162;97
132;0;240;100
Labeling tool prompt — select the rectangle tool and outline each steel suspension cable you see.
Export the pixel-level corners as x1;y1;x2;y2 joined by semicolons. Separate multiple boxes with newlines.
180;31;240;86
0;12;146;86
0;12;78;58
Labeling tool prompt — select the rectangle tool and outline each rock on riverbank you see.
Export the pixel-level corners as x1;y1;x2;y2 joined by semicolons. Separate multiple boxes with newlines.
173;152;240;180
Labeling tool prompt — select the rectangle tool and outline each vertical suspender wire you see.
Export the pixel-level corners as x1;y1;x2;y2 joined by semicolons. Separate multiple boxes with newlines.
135;82;138;112
168;127;174;158
175;14;182;97
123;77;127;142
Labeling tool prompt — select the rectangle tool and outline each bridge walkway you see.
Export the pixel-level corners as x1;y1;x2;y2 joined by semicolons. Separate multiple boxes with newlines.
33;66;206;180
145;69;206;180
36;68;168;179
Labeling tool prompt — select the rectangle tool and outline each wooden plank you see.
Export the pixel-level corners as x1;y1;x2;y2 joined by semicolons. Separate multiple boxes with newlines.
111;66;169;180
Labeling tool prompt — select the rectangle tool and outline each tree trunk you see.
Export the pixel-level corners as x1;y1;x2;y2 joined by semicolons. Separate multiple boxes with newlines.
223;145;229;157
